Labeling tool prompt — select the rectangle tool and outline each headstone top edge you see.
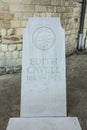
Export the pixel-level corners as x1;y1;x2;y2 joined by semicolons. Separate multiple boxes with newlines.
28;17;60;20
26;17;64;31
28;17;61;24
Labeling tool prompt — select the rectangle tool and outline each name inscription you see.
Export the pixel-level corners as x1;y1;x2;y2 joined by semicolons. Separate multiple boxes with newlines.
27;58;60;81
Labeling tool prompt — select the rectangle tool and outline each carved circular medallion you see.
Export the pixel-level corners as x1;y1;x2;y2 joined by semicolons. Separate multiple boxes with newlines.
32;27;55;50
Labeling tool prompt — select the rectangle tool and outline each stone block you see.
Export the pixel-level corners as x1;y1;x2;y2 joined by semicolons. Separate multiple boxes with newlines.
21;21;27;27
61;0;65;6
23;5;35;12
0;45;2;51
47;6;54;13
7;29;15;36
11;20;21;28
33;13;40;17
5;52;12;59
46;13;51;17
9;4;24;12
19;51;22;58
32;0;41;4
6;59;16;66
39;13;46;17
61;7;66;12
23;0;41;4
6;67;14;74
0;21;4;28
35;5;47;12
4;0;23;4
0;12;4;20
2;37;11;44
53;6;56;12
17;44;22;51
23;13;33;20
14;65;21;73
12;51;19;58
8;44;17;51
0;52;5;60
1;44;8;51
65;2;69;6
15;28;23;35
51;13;61;17
16;58;22;65
22;0;32;4
0;60;5;67
51;0;61;5
41;0;51;5
1;29;7;36
0;67;6;75
56;7;61;12
4;12;14;20
0;39;1;43
14;13;23;20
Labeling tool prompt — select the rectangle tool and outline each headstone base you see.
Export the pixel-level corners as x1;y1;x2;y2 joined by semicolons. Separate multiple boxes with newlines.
6;117;82;130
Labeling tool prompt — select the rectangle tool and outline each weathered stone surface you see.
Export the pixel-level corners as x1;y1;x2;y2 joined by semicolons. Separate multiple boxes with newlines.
16;58;22;65
6;117;82;130
19;51;22;58
8;45;17;51
12;51;19;58
11;20;21;28
1;29;7;36
51;0;61;5
0;52;4;60
35;5;47;12
22;13;33;20
23;5;35;12
1;44;8;51
0;67;6;75
21;21;27;27
15;28;23;35
22;0;32;4
21;18;66;117
4;0;23;3
7;29;15;36
47;6;54;13
6;67;14;74
32;0;41;4
5;52;12;59
41;0;51;5
14;65;21;73
0;37;2;43
9;4;24;12
17;44;22;51
14;12;23;20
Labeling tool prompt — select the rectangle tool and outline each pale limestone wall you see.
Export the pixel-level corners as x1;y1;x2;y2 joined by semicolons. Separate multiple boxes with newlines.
0;0;84;74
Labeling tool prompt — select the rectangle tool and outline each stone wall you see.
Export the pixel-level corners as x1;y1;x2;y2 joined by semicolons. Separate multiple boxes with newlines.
82;6;87;49
0;0;86;74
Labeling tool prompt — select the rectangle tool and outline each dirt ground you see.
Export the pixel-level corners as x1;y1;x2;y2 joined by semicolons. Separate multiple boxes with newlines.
0;53;87;130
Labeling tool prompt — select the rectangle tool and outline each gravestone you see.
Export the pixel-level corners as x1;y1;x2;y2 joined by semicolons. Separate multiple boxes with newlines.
21;18;66;117
6;18;82;130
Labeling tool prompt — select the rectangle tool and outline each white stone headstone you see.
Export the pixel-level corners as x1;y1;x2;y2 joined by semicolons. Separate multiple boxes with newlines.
21;18;66;117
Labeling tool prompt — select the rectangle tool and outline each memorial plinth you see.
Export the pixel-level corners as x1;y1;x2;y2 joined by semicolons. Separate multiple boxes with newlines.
7;117;81;130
